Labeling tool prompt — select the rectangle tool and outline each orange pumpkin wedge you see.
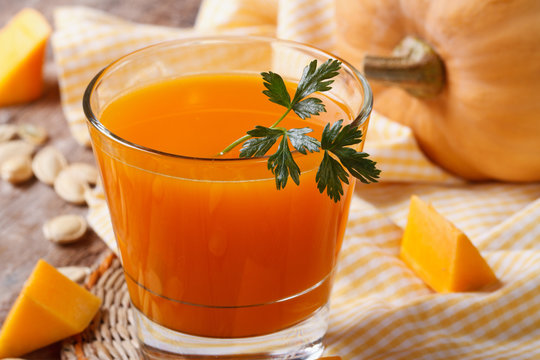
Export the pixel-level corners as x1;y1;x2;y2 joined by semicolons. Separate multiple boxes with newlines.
0;260;101;358
400;195;497;292
0;8;51;107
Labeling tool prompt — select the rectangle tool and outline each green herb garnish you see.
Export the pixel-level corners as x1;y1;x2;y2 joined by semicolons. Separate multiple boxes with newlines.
219;59;380;202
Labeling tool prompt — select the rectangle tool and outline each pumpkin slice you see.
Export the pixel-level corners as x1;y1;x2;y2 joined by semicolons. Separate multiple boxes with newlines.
0;8;51;107
400;195;497;292
0;259;101;358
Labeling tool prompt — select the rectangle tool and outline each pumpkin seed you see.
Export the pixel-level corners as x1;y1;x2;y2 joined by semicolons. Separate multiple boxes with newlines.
57;266;90;282
66;162;98;185
32;146;68;185
54;169;88;205
0;124;17;142
17;124;48;145
0;140;35;167
1;155;33;184
43;214;87;244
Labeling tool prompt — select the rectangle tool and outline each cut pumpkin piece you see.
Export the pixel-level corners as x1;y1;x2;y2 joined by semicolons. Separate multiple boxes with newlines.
400;195;498;292
0;8;51;107
0;260;101;358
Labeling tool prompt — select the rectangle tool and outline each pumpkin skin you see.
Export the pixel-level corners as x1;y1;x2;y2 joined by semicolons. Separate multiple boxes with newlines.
335;0;540;181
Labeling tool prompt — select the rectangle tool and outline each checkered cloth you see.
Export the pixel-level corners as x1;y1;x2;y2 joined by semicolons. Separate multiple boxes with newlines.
52;1;540;359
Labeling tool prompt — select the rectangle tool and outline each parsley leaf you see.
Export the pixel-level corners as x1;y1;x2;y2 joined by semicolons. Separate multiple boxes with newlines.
261;71;291;108
335;148;380;184
317;120;381;200
239;126;282;158
219;59;381;202
239;126;318;190
290;59;341;119
287;128;320;155
292;59;341;104
331;122;364;147
316;151;349;202
292;97;326;119
320;119;343;148
268;135;300;189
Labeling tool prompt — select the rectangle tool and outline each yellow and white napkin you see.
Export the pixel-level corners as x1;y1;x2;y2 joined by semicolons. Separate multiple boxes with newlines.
51;1;540;359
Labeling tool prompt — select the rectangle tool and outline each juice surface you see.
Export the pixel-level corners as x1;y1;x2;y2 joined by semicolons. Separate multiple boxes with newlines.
95;73;358;337
101;74;346;158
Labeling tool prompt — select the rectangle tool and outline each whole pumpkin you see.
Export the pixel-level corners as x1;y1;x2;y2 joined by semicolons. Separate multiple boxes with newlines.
335;0;540;181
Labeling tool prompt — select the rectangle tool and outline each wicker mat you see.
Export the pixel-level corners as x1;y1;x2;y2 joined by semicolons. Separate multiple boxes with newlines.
61;252;141;360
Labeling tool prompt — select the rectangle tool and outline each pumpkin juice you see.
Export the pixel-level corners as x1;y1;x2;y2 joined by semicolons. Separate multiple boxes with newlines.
91;73;359;338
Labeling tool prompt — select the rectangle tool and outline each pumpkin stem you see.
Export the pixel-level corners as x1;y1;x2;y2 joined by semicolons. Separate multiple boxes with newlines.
363;36;445;98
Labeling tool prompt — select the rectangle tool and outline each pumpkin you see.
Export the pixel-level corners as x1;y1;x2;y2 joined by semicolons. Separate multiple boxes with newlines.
335;0;540;181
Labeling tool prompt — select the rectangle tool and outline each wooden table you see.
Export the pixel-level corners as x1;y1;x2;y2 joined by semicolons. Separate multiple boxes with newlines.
0;1;201;358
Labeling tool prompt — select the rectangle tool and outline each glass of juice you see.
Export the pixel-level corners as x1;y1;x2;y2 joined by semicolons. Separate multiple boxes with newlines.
83;37;372;359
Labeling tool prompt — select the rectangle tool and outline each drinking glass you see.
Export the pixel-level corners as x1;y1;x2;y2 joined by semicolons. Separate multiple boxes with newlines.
83;36;372;360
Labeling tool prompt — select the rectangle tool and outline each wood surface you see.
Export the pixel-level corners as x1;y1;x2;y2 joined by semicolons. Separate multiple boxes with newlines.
0;0;201;358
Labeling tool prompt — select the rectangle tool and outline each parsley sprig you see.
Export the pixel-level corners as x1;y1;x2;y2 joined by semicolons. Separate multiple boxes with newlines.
219;59;380;202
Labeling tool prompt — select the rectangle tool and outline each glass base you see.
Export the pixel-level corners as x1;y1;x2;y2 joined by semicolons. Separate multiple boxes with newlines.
134;305;329;360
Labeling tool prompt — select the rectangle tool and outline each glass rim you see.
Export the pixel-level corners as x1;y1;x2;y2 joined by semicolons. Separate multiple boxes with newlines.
82;35;373;162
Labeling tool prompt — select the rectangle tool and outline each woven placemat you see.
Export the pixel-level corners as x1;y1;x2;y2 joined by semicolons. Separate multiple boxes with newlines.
59;253;337;360
61;253;140;360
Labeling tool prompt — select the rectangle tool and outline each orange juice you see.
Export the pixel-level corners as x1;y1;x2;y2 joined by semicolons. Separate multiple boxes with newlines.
91;73;361;338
